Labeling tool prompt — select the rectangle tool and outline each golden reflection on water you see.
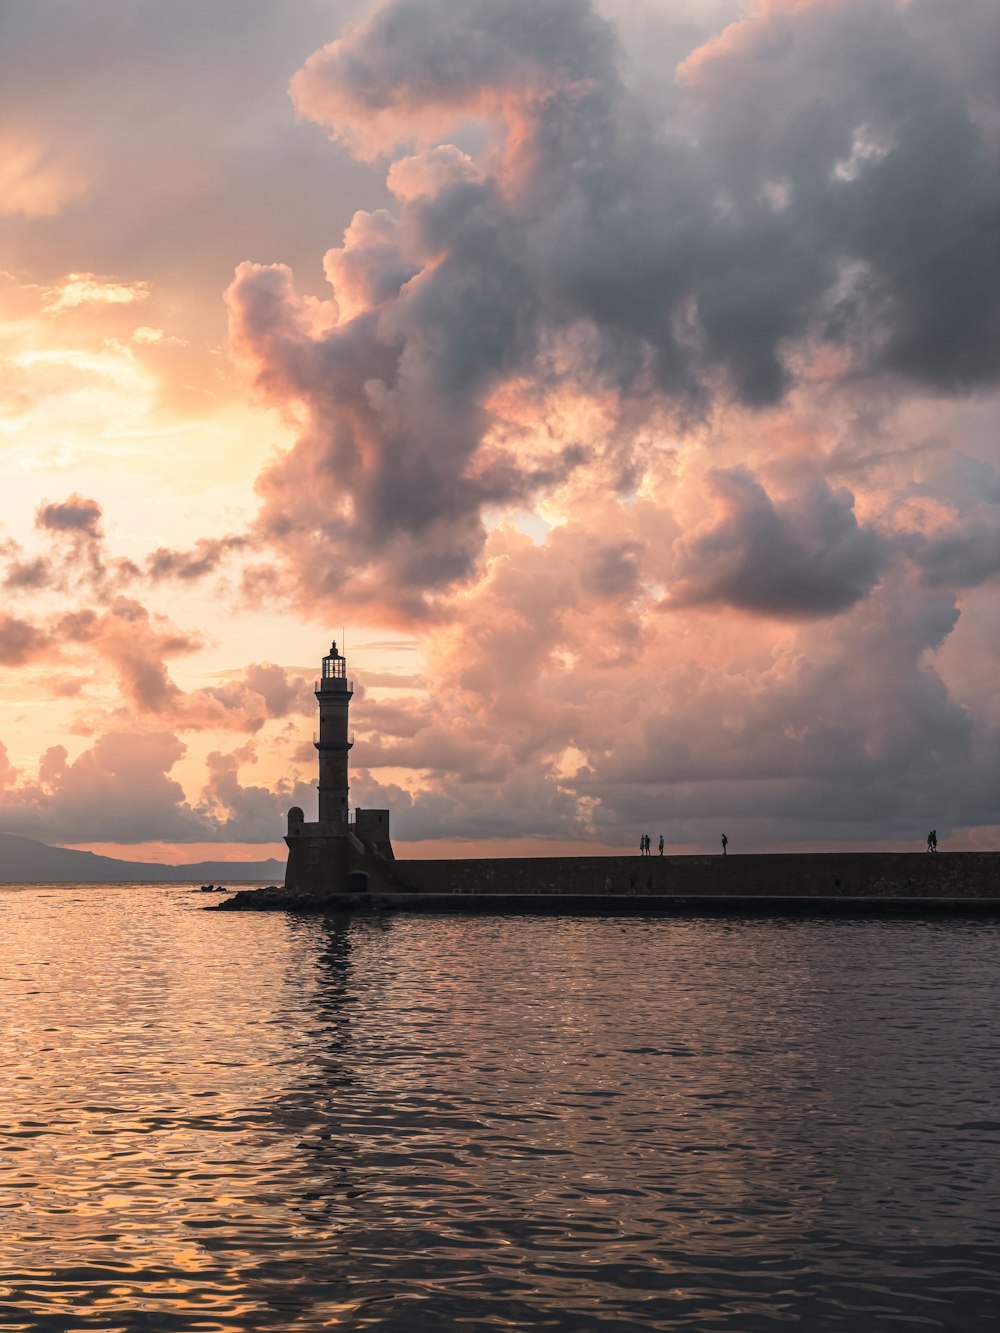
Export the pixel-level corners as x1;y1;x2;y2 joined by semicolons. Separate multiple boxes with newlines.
1;886;999;1330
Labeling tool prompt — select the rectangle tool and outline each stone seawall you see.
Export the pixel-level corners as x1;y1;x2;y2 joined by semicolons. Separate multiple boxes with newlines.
392;851;1000;899
213;850;1000;912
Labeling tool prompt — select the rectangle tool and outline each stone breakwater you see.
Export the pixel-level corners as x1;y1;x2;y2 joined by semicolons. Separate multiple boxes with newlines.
212;850;1000;913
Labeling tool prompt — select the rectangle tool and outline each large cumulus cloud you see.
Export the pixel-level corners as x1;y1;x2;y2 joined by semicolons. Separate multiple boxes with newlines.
228;0;1000;627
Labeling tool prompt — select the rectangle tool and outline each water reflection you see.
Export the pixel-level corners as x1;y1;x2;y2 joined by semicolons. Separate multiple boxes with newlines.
1;889;999;1330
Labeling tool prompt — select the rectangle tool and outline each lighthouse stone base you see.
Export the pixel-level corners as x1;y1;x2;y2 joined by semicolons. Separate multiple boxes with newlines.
284;809;396;896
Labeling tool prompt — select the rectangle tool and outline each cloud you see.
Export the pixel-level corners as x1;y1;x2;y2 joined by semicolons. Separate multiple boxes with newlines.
3;556;52;591
0;731;206;842
0;730;310;844
146;535;248;582
131;326;188;347
913;520;1000;591
57;598;199;716
0;614;49;666
195;746;313;842
196;663;315;731
227;0;1000;630
351;764;588;842
322;207;418;322
4;498;245;599
51;599;315;735
29;495;142;598
0;740;16;789
668;467;887;616
36;493;104;537
289;0;621;164
242;662;314;717
43;273;151;314
679;0;1000;392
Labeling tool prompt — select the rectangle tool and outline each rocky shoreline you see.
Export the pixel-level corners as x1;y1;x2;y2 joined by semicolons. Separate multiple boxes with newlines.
211;888;1000;917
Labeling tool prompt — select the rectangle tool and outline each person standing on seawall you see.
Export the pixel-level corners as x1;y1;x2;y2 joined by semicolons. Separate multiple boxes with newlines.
721;833;728;855
927;829;938;852
658;834;664;857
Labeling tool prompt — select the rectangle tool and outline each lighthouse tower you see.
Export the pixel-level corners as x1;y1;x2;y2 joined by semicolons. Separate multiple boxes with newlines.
283;639;393;896
315;640;353;827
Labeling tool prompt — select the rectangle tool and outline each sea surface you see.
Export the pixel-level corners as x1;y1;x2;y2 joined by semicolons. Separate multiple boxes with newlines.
1;884;999;1332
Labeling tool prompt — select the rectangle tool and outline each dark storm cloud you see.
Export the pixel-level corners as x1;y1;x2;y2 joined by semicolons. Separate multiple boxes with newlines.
913;520;1000;591
668;468;887;616
682;0;1000;394
229;0;1000;621
900;456;1000;590
296;0;1000;401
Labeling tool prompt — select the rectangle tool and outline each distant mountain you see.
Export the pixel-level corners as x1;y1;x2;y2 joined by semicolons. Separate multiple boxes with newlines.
0;832;284;884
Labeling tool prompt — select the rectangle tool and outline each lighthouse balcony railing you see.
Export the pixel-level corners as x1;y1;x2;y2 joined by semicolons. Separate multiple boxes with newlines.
315;677;354;693
313;731;355;746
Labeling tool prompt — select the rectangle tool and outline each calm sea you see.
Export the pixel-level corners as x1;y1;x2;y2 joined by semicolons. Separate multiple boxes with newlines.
1;884;999;1331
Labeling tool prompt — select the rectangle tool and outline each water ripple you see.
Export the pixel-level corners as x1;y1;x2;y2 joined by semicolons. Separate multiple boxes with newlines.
1;887;999;1329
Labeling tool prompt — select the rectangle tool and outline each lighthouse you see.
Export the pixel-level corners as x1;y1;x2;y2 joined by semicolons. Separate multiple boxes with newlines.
283;638;393;895
315;640;353;827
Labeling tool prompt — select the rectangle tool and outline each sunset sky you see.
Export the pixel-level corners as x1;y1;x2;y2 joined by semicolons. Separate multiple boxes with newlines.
1;0;997;864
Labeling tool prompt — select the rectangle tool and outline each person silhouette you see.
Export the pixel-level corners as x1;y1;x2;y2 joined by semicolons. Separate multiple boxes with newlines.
658;834;664;857
721;833;728;855
927;829;938;853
